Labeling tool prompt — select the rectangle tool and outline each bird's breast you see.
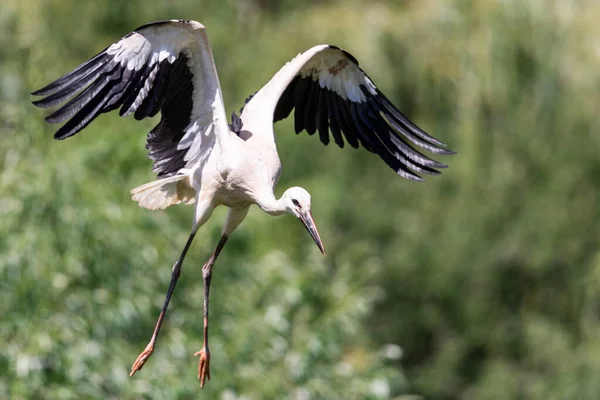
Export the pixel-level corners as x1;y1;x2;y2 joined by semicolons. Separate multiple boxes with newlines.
213;145;282;207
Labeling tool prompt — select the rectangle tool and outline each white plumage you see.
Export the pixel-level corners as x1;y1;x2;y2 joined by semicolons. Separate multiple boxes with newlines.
32;19;453;387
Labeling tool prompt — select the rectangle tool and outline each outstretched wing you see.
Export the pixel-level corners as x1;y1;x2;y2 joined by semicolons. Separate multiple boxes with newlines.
32;19;231;178
240;45;454;181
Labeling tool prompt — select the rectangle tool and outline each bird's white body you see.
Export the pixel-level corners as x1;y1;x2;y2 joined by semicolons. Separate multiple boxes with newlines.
32;19;453;387
193;132;282;211
189;45;343;224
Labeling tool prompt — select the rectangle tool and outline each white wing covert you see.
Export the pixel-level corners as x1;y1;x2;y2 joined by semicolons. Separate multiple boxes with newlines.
239;45;454;181
32;20;230;178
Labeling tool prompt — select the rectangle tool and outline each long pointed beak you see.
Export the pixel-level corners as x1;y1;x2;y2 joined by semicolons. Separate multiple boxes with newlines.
298;210;326;255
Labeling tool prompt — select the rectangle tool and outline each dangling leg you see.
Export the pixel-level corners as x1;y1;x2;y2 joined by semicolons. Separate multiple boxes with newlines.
195;206;249;388
130;200;214;376
194;234;228;387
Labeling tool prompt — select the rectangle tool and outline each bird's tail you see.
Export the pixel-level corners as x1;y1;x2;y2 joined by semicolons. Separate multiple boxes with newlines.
130;174;196;210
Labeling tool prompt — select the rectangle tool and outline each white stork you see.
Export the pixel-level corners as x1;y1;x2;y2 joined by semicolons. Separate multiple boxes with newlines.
32;20;454;387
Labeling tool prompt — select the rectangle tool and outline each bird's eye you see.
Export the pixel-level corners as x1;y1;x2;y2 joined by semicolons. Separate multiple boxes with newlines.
292;199;300;207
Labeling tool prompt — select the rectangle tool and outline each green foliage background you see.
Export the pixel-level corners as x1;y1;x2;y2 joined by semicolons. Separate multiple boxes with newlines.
2;0;600;398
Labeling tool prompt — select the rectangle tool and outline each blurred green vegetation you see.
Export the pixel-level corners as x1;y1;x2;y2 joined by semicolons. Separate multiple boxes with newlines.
2;0;600;398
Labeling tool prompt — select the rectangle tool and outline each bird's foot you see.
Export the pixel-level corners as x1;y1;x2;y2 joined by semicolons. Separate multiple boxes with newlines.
130;343;154;376
194;346;211;388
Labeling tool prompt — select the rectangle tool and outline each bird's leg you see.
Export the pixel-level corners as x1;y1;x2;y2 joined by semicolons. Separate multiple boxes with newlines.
195;234;229;388
130;232;197;376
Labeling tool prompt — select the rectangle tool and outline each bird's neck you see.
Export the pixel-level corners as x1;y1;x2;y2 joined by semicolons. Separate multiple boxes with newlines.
256;193;287;216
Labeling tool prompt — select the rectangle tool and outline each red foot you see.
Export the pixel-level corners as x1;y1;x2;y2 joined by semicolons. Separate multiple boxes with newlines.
194;347;211;388
130;344;154;376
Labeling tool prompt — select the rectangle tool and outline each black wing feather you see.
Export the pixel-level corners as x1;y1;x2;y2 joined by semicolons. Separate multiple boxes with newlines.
263;46;454;180
118;63;153;117
350;101;422;181
146;57;194;177
362;94;447;170
46;62;120;126
102;66;135;113
134;59;171;120
274;75;299;122
315;87;330;145
327;90;349;148
336;94;365;150
328;99;344;149
303;79;318;135
357;102;439;177
32;60;110;109
53;79;118;140
32;23;197;178
31;50;110;97
293;77;310;134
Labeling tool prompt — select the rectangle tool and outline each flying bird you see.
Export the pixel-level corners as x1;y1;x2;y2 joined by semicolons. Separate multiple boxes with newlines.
31;19;454;387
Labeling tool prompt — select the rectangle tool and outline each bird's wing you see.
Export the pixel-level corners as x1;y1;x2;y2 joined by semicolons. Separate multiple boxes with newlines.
32;19;231;178
240;45;454;181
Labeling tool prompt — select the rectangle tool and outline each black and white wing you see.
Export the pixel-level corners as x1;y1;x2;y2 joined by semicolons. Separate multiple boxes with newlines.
240;45;454;181
32;20;230;178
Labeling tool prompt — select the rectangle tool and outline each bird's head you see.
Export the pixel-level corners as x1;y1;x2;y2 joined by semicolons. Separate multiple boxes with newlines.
282;186;325;255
